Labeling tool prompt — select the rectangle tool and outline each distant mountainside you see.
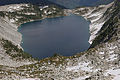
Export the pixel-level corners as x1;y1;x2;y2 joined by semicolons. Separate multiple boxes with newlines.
0;0;66;8
0;0;50;5
48;0;114;8
0;0;114;9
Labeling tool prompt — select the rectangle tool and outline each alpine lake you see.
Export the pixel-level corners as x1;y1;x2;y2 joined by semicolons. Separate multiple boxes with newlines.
18;15;90;59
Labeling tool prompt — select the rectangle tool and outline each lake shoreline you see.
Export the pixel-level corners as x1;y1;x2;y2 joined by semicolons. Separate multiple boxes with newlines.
18;15;90;59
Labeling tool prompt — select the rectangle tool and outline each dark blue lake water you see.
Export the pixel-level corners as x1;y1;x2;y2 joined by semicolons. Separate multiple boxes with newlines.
18;15;90;59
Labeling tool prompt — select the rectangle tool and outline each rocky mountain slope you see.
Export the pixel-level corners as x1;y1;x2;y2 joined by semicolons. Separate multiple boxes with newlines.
0;0;120;80
48;0;114;8
72;2;114;44
0;0;51;6
0;0;66;9
0;4;64;46
0;4;64;67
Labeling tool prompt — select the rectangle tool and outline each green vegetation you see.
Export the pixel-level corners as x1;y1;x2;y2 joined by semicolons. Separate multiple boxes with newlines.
0;11;5;17
3;4;64;25
45;5;64;17
1;39;32;59
5;5;42;24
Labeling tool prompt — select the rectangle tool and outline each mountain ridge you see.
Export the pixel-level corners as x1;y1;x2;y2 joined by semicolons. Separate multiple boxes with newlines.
0;0;66;8
0;0;114;9
48;0;114;8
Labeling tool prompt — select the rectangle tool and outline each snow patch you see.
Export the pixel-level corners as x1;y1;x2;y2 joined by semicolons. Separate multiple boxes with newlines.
43;6;48;9
24;13;36;15
104;69;120;80
21;78;40;80
73;75;90;80
66;61;93;72
106;54;118;62
99;52;104;54
10;19;15;23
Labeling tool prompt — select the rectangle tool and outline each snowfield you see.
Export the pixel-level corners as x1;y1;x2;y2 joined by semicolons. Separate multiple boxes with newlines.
73;75;90;80
104;69;120;80
21;78;40;80
66;61;93;72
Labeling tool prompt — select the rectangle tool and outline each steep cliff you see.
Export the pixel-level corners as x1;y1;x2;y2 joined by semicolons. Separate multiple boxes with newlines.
72;2;114;44
90;0;120;48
